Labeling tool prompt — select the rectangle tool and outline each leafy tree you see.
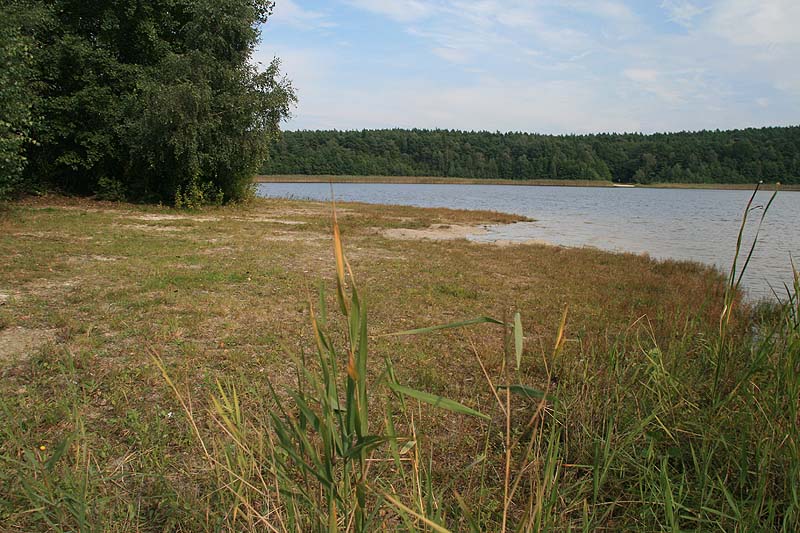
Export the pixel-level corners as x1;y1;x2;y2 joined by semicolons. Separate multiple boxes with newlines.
262;127;800;185
0;3;36;199
18;0;295;204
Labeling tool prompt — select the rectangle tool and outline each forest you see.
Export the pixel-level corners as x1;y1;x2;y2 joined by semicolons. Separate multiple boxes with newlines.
0;0;294;204
262;126;800;184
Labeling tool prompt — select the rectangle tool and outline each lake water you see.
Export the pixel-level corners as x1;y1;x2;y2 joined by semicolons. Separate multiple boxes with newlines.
256;182;799;300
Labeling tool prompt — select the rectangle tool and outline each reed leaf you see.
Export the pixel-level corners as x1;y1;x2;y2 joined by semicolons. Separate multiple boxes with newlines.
514;312;523;371
497;384;557;403
383;316;505;337
387;382;490;420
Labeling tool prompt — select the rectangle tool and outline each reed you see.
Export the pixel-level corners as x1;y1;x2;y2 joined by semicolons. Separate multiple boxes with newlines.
1;189;797;531
150;187;799;531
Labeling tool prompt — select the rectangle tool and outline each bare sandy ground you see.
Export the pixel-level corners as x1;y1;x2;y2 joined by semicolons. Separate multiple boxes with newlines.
0;327;57;363
382;224;552;247
382;223;489;241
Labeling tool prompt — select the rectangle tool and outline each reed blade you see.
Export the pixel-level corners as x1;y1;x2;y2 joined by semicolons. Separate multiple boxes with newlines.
382;316;505;337
387;382;490;420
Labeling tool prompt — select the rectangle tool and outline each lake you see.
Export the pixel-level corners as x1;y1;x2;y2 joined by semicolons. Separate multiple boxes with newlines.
256;182;799;300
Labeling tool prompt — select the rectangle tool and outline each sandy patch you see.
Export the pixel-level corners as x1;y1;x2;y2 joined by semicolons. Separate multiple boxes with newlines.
128;213;308;225
30;205;128;215
383;224;489;241
19;278;80;300
483;238;553;247
263;207;353;217
26;279;78;292
129;214;221;222
67;255;120;264
234;215;306;225
382;224;556;247
201;246;240;255
12;232;96;246
0;327;57;363
174;263;205;270
262;232;326;242
12;231;81;241
120;223;188;233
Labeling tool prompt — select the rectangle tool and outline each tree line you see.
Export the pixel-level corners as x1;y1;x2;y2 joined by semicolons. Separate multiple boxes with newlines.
262;127;800;184
1;0;294;204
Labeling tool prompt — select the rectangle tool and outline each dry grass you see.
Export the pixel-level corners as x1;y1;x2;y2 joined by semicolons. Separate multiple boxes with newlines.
0;194;747;530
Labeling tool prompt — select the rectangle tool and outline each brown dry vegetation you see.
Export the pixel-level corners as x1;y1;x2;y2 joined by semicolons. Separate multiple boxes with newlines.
0;195;737;529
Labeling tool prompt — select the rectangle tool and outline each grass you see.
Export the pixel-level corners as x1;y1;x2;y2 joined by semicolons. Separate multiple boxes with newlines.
0;193;797;530
256;174;797;191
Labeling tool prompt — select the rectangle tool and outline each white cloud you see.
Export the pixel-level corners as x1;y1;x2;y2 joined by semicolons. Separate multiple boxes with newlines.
616;0;800;108
661;1;708;27
344;0;435;22
286;77;645;133
566;0;637;23
252;45;335;123
709;0;800;46
422;2;596;64
269;0;334;30
773;70;800;95
444;0;550;30
624;68;659;83
256;0;800;133
406;22;512;65
432;46;470;63
623;68;692;104
284;70;792;133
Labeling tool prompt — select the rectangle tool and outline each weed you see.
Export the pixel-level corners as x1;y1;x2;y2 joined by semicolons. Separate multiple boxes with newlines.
1;192;796;530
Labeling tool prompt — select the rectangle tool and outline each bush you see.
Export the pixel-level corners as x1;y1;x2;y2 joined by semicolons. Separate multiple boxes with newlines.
17;0;295;205
0;5;35;200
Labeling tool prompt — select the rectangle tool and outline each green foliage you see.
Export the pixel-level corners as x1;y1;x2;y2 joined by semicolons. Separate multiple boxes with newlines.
173;177;224;209
2;193;799;530
94;176;126;202
149;211;503;532
0;3;36;200
15;0;295;204
262;127;800;184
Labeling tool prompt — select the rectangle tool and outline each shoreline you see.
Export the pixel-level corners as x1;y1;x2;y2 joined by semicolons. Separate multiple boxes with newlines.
255;174;795;191
5;194;777;531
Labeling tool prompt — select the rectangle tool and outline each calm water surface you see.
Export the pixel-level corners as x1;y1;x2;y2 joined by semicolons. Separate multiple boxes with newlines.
256;183;799;299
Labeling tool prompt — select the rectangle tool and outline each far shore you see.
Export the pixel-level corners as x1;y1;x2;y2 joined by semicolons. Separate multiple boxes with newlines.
255;174;796;191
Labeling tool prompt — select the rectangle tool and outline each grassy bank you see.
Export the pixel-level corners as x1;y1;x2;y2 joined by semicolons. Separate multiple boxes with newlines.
1;195;797;531
256;174;796;191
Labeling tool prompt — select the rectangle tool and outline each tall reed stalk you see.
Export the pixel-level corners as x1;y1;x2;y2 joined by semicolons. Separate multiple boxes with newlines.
149;186;799;531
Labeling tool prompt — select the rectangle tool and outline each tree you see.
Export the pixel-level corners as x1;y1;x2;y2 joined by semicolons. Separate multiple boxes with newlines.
260;127;800;185
0;3;36;199
20;0;295;205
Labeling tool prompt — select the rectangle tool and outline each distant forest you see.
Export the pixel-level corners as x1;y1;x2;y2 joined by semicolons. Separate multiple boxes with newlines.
262;126;800;184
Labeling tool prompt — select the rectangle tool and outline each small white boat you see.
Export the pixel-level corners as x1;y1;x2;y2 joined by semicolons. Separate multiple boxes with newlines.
612;183;636;188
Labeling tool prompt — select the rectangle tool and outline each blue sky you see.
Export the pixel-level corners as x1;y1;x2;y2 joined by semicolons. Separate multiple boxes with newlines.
253;0;800;134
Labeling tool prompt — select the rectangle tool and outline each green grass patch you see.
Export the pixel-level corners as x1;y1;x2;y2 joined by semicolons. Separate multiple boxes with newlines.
0;194;796;531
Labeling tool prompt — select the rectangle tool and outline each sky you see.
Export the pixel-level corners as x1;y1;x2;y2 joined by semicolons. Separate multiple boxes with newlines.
253;0;800;134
